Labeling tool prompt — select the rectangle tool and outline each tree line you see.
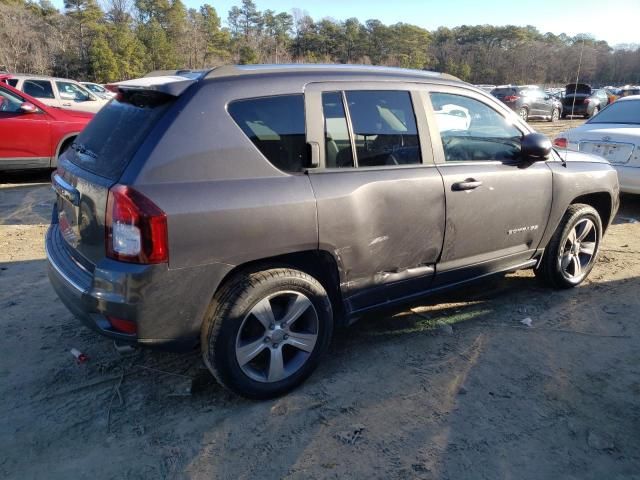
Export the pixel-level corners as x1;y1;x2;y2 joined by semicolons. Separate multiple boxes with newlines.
1;0;639;85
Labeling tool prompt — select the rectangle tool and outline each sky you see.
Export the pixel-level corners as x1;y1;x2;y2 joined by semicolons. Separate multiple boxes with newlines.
52;0;640;47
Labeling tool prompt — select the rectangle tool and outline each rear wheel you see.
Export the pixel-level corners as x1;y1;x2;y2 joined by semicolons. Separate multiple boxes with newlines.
201;268;333;399
549;108;560;122
535;204;602;289
518;107;529;122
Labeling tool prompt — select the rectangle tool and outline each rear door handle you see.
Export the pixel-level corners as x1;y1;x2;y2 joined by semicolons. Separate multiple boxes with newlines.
452;179;483;191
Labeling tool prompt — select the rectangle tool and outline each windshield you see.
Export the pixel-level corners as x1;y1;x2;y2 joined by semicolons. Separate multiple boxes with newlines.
588;100;640;124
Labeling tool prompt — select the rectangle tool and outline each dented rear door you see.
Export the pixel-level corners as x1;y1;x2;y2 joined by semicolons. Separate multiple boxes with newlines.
305;82;446;313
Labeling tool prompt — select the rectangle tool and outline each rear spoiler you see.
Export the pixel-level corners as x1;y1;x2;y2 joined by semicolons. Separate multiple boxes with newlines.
105;75;198;97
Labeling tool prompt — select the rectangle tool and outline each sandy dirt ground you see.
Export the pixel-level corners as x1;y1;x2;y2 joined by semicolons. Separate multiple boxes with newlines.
1;120;640;479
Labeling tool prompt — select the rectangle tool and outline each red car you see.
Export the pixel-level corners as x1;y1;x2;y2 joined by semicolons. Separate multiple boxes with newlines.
0;77;94;171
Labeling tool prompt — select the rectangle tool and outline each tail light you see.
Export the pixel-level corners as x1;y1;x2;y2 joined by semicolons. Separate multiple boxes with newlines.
553;137;568;149
105;185;168;264
583;98;591;104
504;95;520;102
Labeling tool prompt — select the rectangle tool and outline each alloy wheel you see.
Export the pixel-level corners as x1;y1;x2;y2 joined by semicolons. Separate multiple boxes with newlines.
519;107;528;122
235;291;319;383
558;218;597;280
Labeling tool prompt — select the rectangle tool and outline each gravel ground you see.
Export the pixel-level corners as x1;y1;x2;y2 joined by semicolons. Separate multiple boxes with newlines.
2;122;640;479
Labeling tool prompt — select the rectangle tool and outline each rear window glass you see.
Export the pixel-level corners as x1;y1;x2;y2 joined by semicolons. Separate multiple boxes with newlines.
68;91;173;180
588;100;640;125
228;94;308;172
491;88;517;96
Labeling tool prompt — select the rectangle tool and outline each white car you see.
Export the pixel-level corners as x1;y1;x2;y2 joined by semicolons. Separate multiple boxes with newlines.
80;81;116;99
554;95;640;194
5;75;108;113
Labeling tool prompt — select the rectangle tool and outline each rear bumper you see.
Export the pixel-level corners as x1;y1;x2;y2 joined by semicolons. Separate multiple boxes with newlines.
46;224;230;351
616;165;640;194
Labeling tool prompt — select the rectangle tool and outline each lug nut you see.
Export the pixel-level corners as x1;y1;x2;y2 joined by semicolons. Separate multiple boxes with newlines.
264;337;270;342
269;323;275;330
272;343;278;348
284;334;289;340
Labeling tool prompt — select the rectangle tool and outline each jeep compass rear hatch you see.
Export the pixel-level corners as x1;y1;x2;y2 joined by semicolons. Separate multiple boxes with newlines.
52;76;193;267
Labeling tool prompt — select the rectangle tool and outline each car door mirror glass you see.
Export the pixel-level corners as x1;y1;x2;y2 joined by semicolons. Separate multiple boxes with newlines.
521;133;551;160
20;101;38;113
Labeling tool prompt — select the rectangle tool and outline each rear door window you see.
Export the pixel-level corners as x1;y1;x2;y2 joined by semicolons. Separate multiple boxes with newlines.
344;90;421;167
228;94;308;173
23;80;55;99
322;91;354;168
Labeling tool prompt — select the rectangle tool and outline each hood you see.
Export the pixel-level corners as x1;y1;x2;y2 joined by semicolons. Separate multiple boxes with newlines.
566;83;592;95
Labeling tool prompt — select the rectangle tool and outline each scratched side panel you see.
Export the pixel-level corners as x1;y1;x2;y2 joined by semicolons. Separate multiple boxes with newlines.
309;166;445;307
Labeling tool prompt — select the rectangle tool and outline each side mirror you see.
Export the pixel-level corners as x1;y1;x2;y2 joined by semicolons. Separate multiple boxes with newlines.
20;102;38;113
521;133;552;160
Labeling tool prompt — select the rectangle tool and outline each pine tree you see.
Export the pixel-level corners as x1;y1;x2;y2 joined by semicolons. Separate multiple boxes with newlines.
90;32;118;81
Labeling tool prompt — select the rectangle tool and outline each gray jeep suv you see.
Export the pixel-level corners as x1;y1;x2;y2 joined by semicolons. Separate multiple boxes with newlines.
46;65;619;399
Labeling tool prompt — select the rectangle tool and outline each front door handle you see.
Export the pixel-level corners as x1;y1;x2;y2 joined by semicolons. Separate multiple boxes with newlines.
62;102;72;107
452;179;483;191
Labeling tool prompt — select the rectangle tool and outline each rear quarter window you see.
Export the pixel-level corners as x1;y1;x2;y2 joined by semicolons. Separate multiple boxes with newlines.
228;94;308;173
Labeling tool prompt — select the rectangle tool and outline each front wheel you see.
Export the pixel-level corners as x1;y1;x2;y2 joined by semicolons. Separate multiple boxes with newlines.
535;204;602;288
201;268;333;399
549;108;560;122
518;107;529;122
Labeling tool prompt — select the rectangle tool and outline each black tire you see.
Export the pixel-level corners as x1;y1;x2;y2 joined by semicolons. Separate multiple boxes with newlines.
57;137;75;159
201;268;333;399
549;108;559;122
535;204;602;289
518;107;529;122
561;112;568;119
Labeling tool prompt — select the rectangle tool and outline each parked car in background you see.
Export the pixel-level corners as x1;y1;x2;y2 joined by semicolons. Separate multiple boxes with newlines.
80;81;116;100
0;79;93;171
554;95;640;194
5;74;108;113
604;87;621;104
618;86;640;99
491;85;562;122
475;84;496;93
46;65;618;399
562;83;609;118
